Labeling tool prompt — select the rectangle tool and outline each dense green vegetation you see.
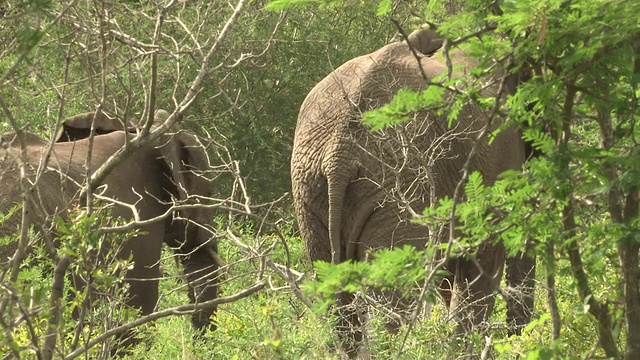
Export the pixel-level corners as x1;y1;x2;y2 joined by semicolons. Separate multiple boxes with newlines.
1;0;639;358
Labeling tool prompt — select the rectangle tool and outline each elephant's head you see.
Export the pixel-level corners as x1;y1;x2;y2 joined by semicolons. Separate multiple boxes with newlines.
52;109;216;250
157;129;219;330
405;28;444;55
158;130;213;227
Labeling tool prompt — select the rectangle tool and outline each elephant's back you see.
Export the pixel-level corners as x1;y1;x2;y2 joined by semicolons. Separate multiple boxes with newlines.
299;43;444;115
293;41;446;170
43;131;170;219
52;130;128;168
0;141;80;263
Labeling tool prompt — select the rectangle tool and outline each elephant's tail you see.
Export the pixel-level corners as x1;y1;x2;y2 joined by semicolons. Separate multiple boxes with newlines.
327;173;348;264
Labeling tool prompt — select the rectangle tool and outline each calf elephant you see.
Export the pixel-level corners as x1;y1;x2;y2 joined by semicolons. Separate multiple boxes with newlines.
291;29;533;356
0;111;219;334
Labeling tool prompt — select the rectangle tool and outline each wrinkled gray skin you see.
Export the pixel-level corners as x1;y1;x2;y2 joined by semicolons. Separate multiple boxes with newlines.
291;29;532;357
0;112;218;333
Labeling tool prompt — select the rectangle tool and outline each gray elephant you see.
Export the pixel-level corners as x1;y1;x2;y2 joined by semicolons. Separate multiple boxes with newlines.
0;111;219;335
291;29;533;356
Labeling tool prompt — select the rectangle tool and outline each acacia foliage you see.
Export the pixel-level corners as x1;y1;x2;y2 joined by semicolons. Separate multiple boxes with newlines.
273;0;640;358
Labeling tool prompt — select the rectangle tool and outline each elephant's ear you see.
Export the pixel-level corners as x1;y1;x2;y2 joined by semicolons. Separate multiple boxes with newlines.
55;112;125;142
158;131;212;202
406;28;443;55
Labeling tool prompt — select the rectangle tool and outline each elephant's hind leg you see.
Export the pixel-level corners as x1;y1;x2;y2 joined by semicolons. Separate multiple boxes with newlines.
449;242;505;334
505;250;535;336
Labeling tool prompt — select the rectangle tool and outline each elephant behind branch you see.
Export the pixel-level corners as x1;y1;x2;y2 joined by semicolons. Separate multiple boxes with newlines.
0;111;220;337
291;28;534;357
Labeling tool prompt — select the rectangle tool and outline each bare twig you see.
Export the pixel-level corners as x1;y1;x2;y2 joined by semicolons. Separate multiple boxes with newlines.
43;255;71;360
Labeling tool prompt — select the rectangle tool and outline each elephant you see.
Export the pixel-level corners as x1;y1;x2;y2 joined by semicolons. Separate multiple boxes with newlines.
0;111;220;339
291;29;534;357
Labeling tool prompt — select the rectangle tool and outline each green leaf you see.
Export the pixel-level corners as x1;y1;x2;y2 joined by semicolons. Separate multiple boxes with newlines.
266;0;317;11
375;0;392;16
525;346;556;360
363;86;447;131
464;172;485;205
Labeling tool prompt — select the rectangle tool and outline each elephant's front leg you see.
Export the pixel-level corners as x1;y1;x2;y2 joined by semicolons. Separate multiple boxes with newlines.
107;231;163;355
180;245;219;331
166;221;219;332
124;233;163;316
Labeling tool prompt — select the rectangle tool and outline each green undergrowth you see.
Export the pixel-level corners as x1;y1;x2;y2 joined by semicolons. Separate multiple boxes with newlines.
121;227;621;360
118;227;607;360
2;222;622;359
